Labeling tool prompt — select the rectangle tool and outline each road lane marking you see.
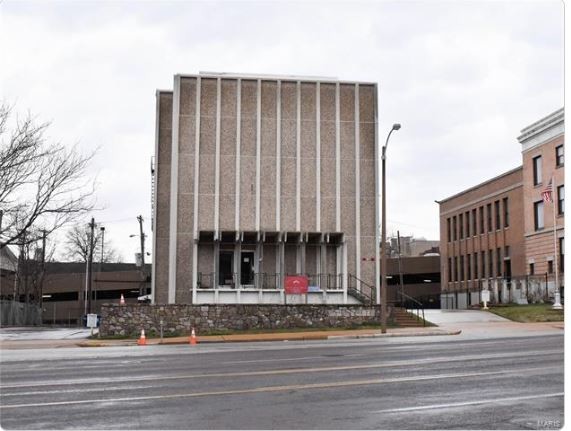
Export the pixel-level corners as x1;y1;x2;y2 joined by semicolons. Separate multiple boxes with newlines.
223;353;364;364
374;392;565;413
0;349;562;390
0;367;561;410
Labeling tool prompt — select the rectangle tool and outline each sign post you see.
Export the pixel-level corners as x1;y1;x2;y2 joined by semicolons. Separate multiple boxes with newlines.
481;290;490;310
86;313;98;336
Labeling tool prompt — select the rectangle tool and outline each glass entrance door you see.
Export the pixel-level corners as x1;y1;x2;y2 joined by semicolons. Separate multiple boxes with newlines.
240;251;255;286
219;251;234;287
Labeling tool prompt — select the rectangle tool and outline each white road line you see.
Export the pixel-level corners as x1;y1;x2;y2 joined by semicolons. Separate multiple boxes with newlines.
375;392;565;413
0;349;562;391
0;367;561;410
222;353;363;364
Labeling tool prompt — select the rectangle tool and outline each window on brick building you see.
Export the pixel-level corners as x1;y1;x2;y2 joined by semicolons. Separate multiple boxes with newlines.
556;145;564;167
534;201;544;230
453;216;457;241
472;209;477;236
486;204;492;232
496;247;502;277
481;251;486;278
448;257;452;281
447;218;451;242
459;213;464;239
474;253;478;280
467;253;471;280
557;185;564;215
503;197;509;228
454;256;458;281
479;206;484;234
488;250;494;278
465;211;470;237
529;262;535;275
548;259;554;274
560;237;564;273
460;255;465;281
533;155;542;185
494;200;501;230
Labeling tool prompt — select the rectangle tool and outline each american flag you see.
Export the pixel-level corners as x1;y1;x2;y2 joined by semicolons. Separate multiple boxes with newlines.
542;179;553;203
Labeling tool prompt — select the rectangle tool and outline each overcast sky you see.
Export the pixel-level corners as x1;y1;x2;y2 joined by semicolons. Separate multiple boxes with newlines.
1;0;564;262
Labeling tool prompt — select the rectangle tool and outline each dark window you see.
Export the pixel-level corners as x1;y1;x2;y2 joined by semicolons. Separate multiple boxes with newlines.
548;260;554;274
448;257;452;281
496;247;502;277
533;155;542;185
556;145;564;167
467;253;471;280
479;206;484;234
529;263;535;275
453;216;457;241
534;200;544;230
447;218;451;242
486;204;492;232
503;197;509;227
560;237;564;273
494;200;501;230
460;255;465;281
474;253;478;280
488;250;493;278
42;291;79;302
481;251;486;278
557;185;564;215
459;213;464;239
454;256;458;281
505;246;510;257
465;211;470;237
472;209;477;236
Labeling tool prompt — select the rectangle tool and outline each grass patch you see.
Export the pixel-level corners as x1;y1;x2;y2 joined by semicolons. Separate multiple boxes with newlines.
488;304;564;323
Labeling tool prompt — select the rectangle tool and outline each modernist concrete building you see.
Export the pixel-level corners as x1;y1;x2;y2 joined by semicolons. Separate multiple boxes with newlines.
438;108;564;308
152;72;380;305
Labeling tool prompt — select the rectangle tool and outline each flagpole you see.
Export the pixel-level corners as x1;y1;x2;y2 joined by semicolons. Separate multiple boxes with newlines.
552;175;562;309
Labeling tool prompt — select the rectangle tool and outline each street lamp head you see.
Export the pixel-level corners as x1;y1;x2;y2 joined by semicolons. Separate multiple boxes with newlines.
100;226;105;232
129;234;137;238
392;123;401;131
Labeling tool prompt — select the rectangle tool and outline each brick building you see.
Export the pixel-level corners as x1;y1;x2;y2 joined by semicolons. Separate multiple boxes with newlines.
438;167;525;308
439;108;564;308
518;108;564;281
152;72;380;305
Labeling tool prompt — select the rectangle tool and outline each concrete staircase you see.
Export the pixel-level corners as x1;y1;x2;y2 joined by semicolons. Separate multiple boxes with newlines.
392;307;425;327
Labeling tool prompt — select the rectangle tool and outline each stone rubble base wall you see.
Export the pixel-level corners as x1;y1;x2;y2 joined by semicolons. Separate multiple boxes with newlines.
100;304;388;337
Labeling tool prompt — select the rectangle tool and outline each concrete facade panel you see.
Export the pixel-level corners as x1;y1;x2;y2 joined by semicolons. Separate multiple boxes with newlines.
219;195;235;230
339;84;355;122
220;80;237;156
360;159;376;198
198;154;215;195
301;197;316;231
200;78;217;117
320;84;336;122
281;197;297;231
281;120;297;158
175;234;192;303
358;85;375;123
179;77;196;117
320;123;336;159
220;155;236;196
321;158;336;197
360;122;376;161
240;118;257;157
341;196;356;234
321;197;336;232
240;80;257;118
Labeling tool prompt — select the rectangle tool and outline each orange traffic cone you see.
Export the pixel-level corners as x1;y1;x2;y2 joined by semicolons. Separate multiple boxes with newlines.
137;329;147;346
189;328;197;345
120;294;125;305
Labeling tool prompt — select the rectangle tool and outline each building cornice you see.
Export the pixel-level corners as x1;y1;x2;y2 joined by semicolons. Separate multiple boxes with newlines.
518;108;564;153
439;182;522;217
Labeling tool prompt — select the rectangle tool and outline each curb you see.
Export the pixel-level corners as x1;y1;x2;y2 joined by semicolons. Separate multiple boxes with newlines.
327;330;462;340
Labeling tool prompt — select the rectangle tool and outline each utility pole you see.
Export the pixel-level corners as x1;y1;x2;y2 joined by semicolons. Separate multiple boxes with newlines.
87;218;95;315
39;230;46;312
97;226;105;306
137;215;146;296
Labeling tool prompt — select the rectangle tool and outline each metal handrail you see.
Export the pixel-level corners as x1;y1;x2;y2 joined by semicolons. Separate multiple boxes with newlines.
347;274;376;305
396;289;426;327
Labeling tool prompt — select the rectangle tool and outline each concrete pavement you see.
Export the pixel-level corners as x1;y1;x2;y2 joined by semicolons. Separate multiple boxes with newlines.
0;326;460;349
0;331;563;429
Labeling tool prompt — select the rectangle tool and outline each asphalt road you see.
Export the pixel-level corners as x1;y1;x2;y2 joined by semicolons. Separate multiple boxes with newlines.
0;334;563;430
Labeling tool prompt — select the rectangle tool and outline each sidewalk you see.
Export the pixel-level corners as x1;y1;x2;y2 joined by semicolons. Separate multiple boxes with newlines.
0;326;460;350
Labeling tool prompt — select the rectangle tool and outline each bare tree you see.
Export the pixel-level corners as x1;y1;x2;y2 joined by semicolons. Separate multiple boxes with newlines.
0;104;96;249
64;225;122;263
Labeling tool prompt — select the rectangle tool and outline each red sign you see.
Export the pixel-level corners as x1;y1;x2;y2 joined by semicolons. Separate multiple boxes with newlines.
284;276;309;294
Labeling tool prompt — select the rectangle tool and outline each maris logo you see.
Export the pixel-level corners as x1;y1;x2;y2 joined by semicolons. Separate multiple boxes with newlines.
537;419;561;429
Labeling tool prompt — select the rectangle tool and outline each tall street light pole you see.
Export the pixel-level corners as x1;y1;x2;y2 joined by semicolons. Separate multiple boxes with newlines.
381;123;401;333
